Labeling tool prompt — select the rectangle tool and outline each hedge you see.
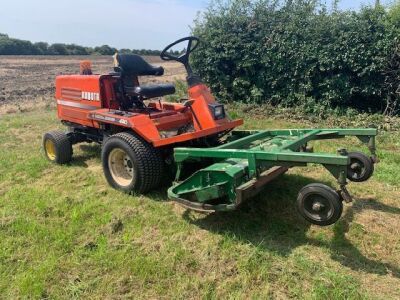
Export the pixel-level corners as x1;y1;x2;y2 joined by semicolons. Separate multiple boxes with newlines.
191;0;400;115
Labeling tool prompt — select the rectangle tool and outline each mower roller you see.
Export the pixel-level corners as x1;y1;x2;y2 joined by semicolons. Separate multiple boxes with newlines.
43;36;378;226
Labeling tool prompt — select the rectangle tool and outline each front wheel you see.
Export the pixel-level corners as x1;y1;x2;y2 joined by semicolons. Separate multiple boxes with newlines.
101;132;164;194
296;183;343;226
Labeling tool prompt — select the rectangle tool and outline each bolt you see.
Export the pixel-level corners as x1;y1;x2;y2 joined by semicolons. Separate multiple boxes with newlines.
337;148;348;156
312;202;324;212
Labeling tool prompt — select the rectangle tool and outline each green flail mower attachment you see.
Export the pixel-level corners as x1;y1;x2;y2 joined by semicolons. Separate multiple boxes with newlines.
168;128;378;226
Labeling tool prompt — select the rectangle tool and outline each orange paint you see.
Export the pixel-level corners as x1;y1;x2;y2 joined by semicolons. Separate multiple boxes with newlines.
55;70;243;148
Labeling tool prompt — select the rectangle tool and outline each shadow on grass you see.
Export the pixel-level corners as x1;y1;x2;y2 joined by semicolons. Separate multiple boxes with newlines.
67;144;400;278
182;174;400;278
69;144;102;168
328;199;400;278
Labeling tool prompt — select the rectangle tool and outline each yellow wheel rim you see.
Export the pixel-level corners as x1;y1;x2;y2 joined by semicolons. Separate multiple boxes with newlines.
108;148;135;187
45;139;56;161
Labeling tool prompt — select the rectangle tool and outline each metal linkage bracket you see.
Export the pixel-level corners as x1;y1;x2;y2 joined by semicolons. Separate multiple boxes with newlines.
339;185;353;203
356;135;378;163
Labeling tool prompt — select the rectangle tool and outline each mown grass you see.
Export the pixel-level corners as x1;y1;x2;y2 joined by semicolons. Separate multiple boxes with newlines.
0;108;399;299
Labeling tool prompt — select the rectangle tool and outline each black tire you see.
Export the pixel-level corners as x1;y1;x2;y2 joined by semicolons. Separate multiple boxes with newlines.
296;183;343;226
43;131;73;164
347;151;374;182
101;132;164;194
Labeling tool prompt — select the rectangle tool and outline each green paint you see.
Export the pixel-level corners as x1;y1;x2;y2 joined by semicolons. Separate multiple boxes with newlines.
168;128;378;209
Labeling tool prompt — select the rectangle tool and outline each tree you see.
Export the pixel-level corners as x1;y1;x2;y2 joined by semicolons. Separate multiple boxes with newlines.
94;45;117;55
48;43;68;55
0;32;162;57
119;48;132;54
34;42;49;55
388;1;400;28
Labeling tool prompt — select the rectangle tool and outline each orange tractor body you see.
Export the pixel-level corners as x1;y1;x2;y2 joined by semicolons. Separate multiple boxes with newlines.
55;74;242;147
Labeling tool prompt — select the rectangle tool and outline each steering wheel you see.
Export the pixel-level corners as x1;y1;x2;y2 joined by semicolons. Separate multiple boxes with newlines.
160;36;200;64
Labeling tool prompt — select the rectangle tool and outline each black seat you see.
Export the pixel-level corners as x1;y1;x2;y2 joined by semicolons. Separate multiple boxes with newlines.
125;84;176;99
113;53;164;76
113;53;174;103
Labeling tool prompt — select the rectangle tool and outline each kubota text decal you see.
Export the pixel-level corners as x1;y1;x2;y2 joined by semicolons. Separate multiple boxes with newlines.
82;91;100;101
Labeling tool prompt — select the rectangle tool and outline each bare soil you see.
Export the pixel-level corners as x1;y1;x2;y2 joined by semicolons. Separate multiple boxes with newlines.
0;55;185;113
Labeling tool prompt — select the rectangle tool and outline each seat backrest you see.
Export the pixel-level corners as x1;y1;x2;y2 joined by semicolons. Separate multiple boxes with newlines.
113;53;164;76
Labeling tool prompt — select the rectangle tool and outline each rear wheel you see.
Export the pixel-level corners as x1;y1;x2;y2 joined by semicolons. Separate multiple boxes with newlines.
101;132;164;193
296;183;343;226
347;152;374;182
43;131;72;164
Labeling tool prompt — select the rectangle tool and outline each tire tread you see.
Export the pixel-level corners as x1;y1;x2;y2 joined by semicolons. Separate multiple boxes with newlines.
43;130;72;164
104;132;164;193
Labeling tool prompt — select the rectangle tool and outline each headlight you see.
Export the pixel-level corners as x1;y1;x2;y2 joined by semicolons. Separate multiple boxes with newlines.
209;103;225;120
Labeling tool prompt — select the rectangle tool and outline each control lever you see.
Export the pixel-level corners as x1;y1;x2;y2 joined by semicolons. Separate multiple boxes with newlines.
183;99;202;130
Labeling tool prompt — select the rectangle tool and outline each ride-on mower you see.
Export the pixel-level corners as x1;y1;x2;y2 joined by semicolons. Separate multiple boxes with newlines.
43;36;378;226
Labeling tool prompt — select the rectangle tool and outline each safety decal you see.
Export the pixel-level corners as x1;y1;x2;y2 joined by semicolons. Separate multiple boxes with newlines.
90;113;130;126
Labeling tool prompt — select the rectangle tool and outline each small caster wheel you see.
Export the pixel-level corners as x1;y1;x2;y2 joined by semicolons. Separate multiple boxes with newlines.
347;151;374;182
297;183;343;226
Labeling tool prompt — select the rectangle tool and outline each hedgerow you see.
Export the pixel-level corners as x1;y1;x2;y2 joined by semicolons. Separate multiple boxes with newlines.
191;0;400;114
0;33;168;56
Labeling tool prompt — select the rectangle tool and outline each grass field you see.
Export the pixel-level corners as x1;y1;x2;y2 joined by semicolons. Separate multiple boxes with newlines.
0;106;399;299
0;55;399;299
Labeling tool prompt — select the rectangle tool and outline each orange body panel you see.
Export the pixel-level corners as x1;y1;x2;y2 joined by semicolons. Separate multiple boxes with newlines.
55;74;243;148
188;84;224;129
153;119;243;147
56;75;102;127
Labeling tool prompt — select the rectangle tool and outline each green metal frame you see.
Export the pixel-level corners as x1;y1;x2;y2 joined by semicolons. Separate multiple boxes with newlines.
168;128;378;212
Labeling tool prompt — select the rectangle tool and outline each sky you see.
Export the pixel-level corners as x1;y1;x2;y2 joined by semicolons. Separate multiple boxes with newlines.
0;0;395;50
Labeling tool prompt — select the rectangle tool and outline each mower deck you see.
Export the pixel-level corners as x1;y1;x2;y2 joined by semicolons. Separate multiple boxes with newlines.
168;128;378;212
